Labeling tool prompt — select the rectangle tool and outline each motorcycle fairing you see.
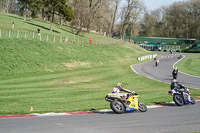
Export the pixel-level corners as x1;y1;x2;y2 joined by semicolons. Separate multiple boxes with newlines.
126;107;137;112
106;93;121;99
127;95;139;110
168;89;178;96
186;99;190;103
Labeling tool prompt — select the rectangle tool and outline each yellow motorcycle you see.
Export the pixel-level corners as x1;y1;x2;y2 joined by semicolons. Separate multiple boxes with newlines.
105;92;147;114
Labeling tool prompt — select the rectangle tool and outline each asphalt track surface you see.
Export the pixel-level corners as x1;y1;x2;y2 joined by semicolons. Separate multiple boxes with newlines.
1;52;200;133
0;102;200;133
131;52;200;90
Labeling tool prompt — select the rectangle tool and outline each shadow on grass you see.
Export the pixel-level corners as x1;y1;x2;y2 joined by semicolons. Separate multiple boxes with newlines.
7;15;24;21
58;27;74;35
24;21;60;33
153;102;176;106
58;27;85;37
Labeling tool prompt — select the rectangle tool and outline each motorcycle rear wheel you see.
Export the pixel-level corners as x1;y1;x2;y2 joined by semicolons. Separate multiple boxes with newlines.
110;100;125;114
138;100;147;112
173;94;184;106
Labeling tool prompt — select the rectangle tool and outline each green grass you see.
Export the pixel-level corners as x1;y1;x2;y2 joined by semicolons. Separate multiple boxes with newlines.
175;54;200;76
0;39;161;115
0;13;200;115
0;39;199;115
0;13;117;44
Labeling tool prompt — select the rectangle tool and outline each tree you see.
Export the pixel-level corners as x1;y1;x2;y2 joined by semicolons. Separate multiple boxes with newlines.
140;0;200;40
110;0;120;35
70;0;89;35
0;0;9;13
119;0;144;40
70;0;115;36
18;0;31;20
1;0;18;13
44;0;74;32
86;0;102;32
128;1;144;39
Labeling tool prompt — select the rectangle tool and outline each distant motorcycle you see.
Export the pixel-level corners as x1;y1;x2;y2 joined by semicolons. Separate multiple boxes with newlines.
169;81;195;106
105;92;147;114
155;59;159;67
177;55;183;59
172;68;178;79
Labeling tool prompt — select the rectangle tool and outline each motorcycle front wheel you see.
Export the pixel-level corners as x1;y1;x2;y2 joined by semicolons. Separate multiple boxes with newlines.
173;94;184;106
110;100;125;114
138;100;147;112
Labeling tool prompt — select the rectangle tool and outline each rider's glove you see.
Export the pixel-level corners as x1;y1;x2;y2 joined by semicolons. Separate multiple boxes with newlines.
131;91;135;95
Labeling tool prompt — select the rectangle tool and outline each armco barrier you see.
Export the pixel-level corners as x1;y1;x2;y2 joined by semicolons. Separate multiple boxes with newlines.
137;54;157;61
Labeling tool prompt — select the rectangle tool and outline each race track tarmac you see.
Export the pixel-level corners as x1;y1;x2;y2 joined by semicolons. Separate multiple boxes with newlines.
131;52;200;89
0;102;200;133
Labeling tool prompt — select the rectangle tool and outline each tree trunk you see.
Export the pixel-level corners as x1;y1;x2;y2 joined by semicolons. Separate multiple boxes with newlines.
42;8;45;20
87;0;92;32
50;9;55;32
60;16;63;27
6;0;9;13
111;0;119;34
120;26;125;40
24;14;26;21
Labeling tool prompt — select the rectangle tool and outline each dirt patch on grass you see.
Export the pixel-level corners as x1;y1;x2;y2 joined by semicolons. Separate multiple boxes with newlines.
62;61;91;68
54;78;70;85
50;76;96;86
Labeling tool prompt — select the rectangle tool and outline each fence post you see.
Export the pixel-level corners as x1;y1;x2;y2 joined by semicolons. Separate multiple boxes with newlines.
60;36;62;43
40;34;42;41
78;36;79;44
25;32;27;38
81;38;82;47
46;35;48;41
65;36;68;43
33;32;34;39
17;31;19;38
9;30;11;38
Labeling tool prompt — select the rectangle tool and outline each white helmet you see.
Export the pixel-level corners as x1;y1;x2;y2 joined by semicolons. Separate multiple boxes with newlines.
117;83;124;89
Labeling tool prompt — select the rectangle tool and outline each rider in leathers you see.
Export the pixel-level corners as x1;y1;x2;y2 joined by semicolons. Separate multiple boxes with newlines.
112;83;134;100
170;79;191;102
172;67;178;79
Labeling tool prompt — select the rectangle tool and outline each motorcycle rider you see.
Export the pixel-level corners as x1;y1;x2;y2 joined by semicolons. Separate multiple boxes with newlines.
172;67;178;79
112;83;134;100
170;79;191;102
155;59;159;67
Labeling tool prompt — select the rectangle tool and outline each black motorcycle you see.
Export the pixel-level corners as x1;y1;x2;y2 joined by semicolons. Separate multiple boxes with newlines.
169;80;195;106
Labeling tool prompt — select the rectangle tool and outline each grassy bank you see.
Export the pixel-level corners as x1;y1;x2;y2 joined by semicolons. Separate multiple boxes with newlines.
0;13;116;44
175;54;200;76
0;39;199;115
0;38;166;115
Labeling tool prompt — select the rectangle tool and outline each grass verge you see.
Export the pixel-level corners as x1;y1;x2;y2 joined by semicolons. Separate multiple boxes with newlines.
175;54;200;76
